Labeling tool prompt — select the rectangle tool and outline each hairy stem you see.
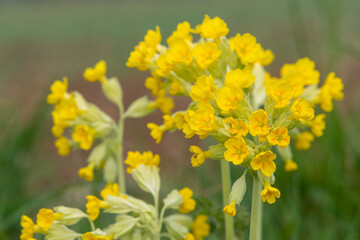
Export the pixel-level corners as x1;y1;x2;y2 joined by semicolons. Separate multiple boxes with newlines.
249;175;262;240
117;113;126;194
220;159;234;240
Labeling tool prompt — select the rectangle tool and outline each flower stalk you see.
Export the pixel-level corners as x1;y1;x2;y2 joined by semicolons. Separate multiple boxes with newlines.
221;159;234;240
249;175;262;240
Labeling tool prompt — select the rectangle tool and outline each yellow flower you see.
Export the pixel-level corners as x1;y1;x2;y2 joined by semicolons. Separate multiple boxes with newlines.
20;215;38;240
231;33;261;64
174;112;187;130
153;92;174;114
147;123;166;144
126;44;155;71
163;114;175;129
36;208;62;231
255;47;275;66
144;26;161;48
191;215;210;240
178;187;196;214
184;233;195;240
167;40;193;65
53;95;80;123
267;127;290;148
284;159;298;172
47;77;68;105
81;232;113;240
184;104;215;139
266;81;294;109
295;131;314;150
250;151;277;177
248;109;270;137
155;53;174;77
78;164;95;181
83;60;107;83
169;80;185;96
197;15;229;40
293;57;320;85
167;21;193;45
72;124;95;150
189;146;211;167
290;98;314;121
55;137;71;156
100;183;120;200
216;87;243;114
224;137;249;165
260;182;280;204
223;117;249;137
145;74;164;96
86;195;110;221
124;151;160;173
263;72;278;88
190;75;217;103
223;200;236;216
310;114;326;137
193;42;221;69
317;72;344;112
224;66;255;89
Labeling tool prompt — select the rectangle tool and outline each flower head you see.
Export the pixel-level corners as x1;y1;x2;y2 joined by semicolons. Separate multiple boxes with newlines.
284;159;298;172
224;137;249;165
167;21;193;45
184;104;215;139
47;77;68;105
223;117;249;137
191;215;210;240
267;127;290;148
124;151;160;173
36;208;62;231
248;109;270;137
189;146;211;167
197;15;229;40
20;215;38;240
224;66;255;89
190;75;217;103
83;60;107;83
86;196;109;221
100;183;120;200
295;131;314;150
310;114;326;137
78;164;95;182
261;182;280;204
231;33;261;64
178;187;196;214
266;81;294;109
223;200;236;216
216;87;243;114
290;98;314;121
193;42;221;69
72;124;95;150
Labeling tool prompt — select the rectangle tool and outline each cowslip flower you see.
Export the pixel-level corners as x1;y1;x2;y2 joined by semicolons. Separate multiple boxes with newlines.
36;208;62;231
191;215;210;240
167;40;193;65
216;87;243;114
230;33;261;64
189;146;211;167
193;42;221;69
78;164;95;181
100;183;120;200
147;123;166;144
189;75;217;103
72;124;96;150
124;151;160;173
86;196;110;221
260;182;280;204
178;187;196;214
267;127;290;148
83;60;107;83
250;151;276;177
284;159;298;172
224;137;249;165
290;98;314;122
20;215;38;240
184;104;215;139
223;117;249;137
167;21;193;45
223;200;236;216
248;109;270;137
145;74;164;96
266;81;294;109
196;15;229;40
55;137;71;156
47;77;68;105
310;114;326;137
295;131;314;150
81;232;113;240
224;66;255;89
317;72;344;112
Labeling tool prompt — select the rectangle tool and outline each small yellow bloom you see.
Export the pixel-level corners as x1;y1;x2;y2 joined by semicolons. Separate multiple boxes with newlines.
83;60;107;83
284;159;298;172
295;131;314;150
47;77;68;105
190;75;217;103
248;109;270;137
224;137;249;165
184;233;195;240
223;117;249;137
310;114;326;137
193;42;221;69
250;151;276;177
155;53;174;77
191;215;210;240
263;72;278;87
223;200;236;216
290;98;314;121
216;87;243;114
167;40;193;65
267;127;290;148
154;93;174;114
20;215;38;240
266;81;294;109
126;44;155;71
55;137;71;156
72;124;95;150
86;195;110;221
36;208;62;231
178;187;196;214
255;48;275;66
100;183;120;200
260;182;280;204
78;164;95;182
174;112;187;130
169;79;185;96
124;151;160;173
167;21;193;46
81;232;113;240
163;114;175;129
189;146;211;167
147;123;166;144
197;15;229;40
224;66;255;89
293;57;320;85
145;74;164;96
317;72;344;112
144;26;161;48
184;104;215;139
231;33;261;64
53;95;80;123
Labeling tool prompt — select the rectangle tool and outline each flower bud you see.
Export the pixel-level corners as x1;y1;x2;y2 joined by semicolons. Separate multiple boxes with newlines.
101;77;123;107
124;96;155;118
53;206;87;226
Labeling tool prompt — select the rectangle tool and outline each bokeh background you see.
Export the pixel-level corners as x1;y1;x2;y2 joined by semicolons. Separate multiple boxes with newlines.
1;0;359;239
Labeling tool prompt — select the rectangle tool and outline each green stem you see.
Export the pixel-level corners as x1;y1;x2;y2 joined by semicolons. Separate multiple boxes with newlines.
249;175;262;240
220;159;234;240
117;114;126;194
87;217;95;231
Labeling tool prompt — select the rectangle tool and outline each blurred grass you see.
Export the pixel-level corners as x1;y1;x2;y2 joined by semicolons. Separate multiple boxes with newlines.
0;0;360;239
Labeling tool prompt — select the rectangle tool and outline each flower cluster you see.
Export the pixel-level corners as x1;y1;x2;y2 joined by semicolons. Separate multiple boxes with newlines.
20;151;210;240
127;15;344;214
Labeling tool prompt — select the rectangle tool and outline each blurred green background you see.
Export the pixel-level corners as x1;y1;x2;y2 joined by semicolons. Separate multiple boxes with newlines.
1;0;359;239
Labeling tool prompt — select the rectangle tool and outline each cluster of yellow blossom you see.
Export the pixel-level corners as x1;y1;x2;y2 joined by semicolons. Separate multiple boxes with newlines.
127;15;344;214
